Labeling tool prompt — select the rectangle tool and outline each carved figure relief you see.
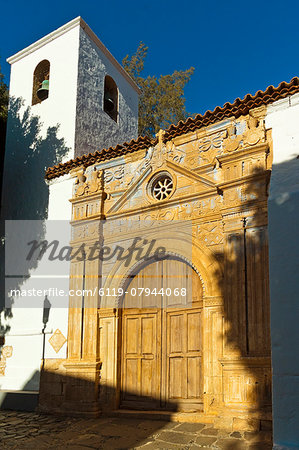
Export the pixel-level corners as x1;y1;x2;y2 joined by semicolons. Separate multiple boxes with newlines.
0;346;13;376
166;141;185;164
223;116;266;153
74;169;104;197
75;171;87;197
89;168;104;193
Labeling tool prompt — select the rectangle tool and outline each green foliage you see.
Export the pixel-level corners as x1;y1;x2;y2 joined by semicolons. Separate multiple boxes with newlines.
123;43;194;137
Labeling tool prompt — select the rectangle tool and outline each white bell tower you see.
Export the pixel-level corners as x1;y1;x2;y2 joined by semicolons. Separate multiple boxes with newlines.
6;16;139;159
3;16;139;220
0;18;139;404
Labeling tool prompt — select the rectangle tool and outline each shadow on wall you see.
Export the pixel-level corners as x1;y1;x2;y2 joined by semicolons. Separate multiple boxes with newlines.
0;96;69;345
33;166;273;438
211;166;272;431
1;369;175;448
268;157;299;447
0;371;40;412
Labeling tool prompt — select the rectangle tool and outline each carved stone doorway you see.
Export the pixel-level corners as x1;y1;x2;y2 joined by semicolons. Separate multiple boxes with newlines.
120;257;204;412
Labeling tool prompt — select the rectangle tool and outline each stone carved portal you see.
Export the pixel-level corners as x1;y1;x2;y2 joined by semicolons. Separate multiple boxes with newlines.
40;111;272;431
120;257;203;412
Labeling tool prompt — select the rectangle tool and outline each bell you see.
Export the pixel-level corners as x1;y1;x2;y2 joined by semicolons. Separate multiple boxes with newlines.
104;91;114;112
37;79;49;101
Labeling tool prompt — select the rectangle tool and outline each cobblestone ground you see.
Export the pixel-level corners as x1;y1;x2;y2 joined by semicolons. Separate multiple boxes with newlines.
0;411;272;449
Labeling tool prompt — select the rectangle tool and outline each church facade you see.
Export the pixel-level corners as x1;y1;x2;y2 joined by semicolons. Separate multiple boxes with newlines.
41;101;273;432
1;17;299;449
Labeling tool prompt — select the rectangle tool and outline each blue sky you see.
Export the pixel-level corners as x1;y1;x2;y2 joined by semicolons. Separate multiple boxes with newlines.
1;0;299;117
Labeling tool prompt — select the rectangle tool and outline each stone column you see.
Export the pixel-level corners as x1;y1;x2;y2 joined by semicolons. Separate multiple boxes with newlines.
63;168;105;415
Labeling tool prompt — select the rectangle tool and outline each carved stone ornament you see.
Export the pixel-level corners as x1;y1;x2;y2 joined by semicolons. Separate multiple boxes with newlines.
0;345;13;376
75;171;87;196
104;166;124;184
48;329;67;353
147;129;167;171
166;141;185;164
89;168;104;194
196;222;224;246
75;169;104;197
223;116;266;153
198;131;226;166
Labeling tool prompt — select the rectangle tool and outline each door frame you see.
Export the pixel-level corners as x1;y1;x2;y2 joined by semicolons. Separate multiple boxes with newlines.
119;256;204;411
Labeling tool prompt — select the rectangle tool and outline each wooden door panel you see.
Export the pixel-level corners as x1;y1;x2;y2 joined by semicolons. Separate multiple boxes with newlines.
169;357;185;399
121;311;160;408
141;316;155;354
187;311;202;352
125;317;139;354
187;357;202;398
168;313;184;353
165;308;203;411
140;359;155;398
123;358;139;399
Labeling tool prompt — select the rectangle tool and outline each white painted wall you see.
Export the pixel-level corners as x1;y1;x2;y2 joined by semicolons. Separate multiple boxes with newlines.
1;17;139;397
1;21;80;393
266;94;299;449
7;24;80;151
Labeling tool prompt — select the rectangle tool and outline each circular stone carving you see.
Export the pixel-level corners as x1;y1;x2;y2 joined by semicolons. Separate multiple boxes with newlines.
151;174;173;201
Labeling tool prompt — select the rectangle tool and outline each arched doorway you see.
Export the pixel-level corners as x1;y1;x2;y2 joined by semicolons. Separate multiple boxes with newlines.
120;257;203;412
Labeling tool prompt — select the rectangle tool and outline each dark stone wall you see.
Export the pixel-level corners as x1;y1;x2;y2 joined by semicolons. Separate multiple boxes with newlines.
75;28;138;157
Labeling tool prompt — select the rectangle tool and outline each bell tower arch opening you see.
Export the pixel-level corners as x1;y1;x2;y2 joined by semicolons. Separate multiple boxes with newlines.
32;59;50;105
103;75;118;122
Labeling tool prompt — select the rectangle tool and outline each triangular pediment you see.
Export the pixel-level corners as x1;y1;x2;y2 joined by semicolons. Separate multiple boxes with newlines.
107;144;217;215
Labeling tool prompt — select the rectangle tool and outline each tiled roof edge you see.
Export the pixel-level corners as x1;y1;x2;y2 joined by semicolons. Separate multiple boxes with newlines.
45;135;155;180
163;77;299;140
45;77;299;180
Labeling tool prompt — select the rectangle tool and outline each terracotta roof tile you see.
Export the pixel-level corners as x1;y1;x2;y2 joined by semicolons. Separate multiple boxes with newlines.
45;77;299;180
45;135;154;180
164;77;299;140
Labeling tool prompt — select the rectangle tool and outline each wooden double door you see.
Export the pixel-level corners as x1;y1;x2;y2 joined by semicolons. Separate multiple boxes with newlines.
121;258;203;412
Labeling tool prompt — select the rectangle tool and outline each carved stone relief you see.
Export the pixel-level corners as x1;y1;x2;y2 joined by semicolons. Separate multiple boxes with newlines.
0;346;13;376
198;130;226;166
104;166;125;191
74;168;104;198
222;116;266;154
48;329;67;353
196;222;224;246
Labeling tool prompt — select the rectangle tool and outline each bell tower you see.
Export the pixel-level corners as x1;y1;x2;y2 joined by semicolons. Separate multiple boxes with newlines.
3;16;139;221
5;16;139;163
0;18;139;401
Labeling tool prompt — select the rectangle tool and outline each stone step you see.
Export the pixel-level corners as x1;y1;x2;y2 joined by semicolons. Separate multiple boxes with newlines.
0;390;39;412
108;409;215;424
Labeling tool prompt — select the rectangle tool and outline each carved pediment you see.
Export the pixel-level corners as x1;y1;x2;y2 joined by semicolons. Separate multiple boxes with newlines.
106;141;217;215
